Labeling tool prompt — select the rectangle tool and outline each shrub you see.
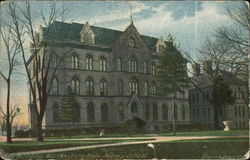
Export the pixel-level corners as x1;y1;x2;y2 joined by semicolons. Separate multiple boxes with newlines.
124;117;146;135
14;129;39;138
14;130;25;137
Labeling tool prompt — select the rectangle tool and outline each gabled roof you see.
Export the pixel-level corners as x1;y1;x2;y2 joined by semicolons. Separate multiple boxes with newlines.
41;21;167;52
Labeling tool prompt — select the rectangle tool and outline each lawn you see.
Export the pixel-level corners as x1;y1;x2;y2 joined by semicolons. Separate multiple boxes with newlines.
0;139;152;153
46;133;147;139
160;129;249;136
11;137;248;159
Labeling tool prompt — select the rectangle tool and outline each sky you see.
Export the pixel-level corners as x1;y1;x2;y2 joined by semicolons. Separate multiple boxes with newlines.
0;0;242;125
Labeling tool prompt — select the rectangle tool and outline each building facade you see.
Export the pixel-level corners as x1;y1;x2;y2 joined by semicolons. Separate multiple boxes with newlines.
28;21;190;131
189;61;248;129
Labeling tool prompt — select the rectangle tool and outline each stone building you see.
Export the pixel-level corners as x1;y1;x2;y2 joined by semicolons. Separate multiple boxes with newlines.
28;21;190;131
189;61;248;129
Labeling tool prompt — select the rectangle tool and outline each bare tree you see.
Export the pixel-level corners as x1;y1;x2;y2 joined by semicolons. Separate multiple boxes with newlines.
7;1;73;141
0;110;6;136
0;21;20;143
0;105;21;139
216;1;249;57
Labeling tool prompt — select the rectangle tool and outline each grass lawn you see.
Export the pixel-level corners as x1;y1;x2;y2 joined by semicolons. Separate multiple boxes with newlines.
160;129;249;136
46;133;147;139
12;137;248;159
0;139;152;153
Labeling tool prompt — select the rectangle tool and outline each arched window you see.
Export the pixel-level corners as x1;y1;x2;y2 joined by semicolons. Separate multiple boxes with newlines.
86;55;93;70
86;78;94;95
242;106;245;118
143;61;148;74
51;54;59;68
87;103;95;122
162;104;168;120
151;62;156;76
101;103;108;122
99;56;107;71
153;104;158;120
71;54;79;69
71;78;80;95
53;103;60;122
118;104;124;121
145;104;150;120
118;79;123;96
131;102;137;113
182;104;186;120
152;81;156;95
129;79;138;95
208;108;211;120
174;104;178;120
144;81;149;96
100;79;108;96
129;56;137;72
117;58;122;71
51;78;59;95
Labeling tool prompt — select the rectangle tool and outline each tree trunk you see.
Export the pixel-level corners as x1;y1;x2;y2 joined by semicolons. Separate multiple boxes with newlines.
6;80;12;143
213;105;220;129
36;116;43;142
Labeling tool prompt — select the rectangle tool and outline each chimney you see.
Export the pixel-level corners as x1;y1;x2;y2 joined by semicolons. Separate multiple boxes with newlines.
203;61;212;74
192;63;200;76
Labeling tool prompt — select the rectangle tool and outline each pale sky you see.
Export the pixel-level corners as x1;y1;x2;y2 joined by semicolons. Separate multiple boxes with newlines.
0;1;242;125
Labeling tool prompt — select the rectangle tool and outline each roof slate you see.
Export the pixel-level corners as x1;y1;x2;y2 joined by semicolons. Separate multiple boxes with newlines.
42;21;162;51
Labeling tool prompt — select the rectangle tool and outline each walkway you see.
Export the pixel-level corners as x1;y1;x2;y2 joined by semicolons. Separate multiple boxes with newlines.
5;135;248;157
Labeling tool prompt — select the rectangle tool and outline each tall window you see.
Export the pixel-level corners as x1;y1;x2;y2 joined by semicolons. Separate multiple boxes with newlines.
235;106;237;118
174;104;178;120
182;104;186;120
129;79;138;95
144;81;149;96
118;104;124;121
100;79;108;96
118;79;123;96
101;103;108;122
242;106;245;118
145;104;150;120
71;78;80;95
53;103;60;122
153;104;158;120
87;103;95;122
51;54;59;68
71;54;79;69
129;56;137;72
239;106;241;117
208;108;211;120
196;92;199;102
152;82;156;95
117;58;122;71
162;104;168;120
86;55;93;70
151;62;156;75
131;102;137;113
51;78;59;95
86;78;94;95
99;56;107;71
143;61;148;74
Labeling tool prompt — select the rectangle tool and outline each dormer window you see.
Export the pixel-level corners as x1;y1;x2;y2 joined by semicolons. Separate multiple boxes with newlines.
80;22;95;44
156;36;166;53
